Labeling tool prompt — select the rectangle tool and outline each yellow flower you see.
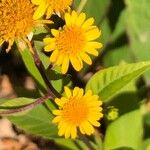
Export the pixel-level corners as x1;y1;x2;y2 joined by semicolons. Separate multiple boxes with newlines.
0;0;52;52
44;11;102;74
52;87;103;139
32;0;72;19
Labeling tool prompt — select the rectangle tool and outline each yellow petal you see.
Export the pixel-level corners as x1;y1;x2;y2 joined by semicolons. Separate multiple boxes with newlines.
52;116;61;123
70;126;77;139
71;11;78;24
73;87;80;96
31;0;43;5
86;27;101;41
46;6;53;19
50;50;59;62
44;43;55;52
55;54;64;65
53;110;61;115
87;42;103;49
58;122;67;136
65;13;72;26
70;56;83;71
85;47;99;56
61;56;69;74
55;97;68;107
33;2;47;20
0;39;4;46
79;126;85;134
64;86;72;98
73;87;84;98
43;37;55;44
84;90;92;97
65;126;71;138
80;52;92;65
88;119;100;127
76;13;86;26
81;121;94;135
51;29;59;37
82;17;94;30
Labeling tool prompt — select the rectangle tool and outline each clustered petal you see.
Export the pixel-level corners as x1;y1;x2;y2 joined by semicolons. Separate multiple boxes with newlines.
44;11;102;74
32;0;73;19
52;87;103;138
0;0;35;51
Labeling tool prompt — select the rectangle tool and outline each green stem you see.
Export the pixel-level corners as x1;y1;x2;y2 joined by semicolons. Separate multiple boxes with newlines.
77;0;87;13
78;132;95;150
27;40;61;98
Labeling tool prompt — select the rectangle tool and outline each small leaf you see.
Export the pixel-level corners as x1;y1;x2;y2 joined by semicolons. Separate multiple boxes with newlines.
8;103;58;139
86;61;150;101
104;110;143;150
0;97;33;109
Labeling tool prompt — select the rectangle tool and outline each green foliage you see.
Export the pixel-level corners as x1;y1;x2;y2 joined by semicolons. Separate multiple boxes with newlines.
0;97;33;109
125;0;150;83
86;61;150;101
0;98;57;138
1;0;150;149
8;104;58;139
104;110;143;150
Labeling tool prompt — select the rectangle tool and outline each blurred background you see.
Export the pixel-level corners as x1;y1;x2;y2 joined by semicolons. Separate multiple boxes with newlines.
0;0;150;149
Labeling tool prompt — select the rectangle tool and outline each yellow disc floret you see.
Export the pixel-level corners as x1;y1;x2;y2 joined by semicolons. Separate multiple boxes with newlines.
0;0;35;51
32;0;72;19
52;87;103;139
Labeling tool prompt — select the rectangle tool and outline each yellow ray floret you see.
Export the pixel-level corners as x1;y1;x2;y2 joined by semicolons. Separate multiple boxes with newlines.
52;87;103;139
32;0;73;19
44;11;102;74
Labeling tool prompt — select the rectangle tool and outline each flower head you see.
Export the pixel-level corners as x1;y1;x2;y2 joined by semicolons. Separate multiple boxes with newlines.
52;87;103;139
32;0;72;19
0;0;36;52
44;11;102;74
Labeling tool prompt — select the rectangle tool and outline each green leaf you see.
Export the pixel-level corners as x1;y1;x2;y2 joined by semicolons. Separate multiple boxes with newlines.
0;97;58;139
100;18;111;45
8;103;58;139
94;132;103;150
0;97;33;109
112;147;134;150
142;139;150;150
104;110;143;150
143;112;150;139
125;0;150;83
110;10;127;42
78;0;111;25
55;139;82;150
103;46;134;67
86;61;150;101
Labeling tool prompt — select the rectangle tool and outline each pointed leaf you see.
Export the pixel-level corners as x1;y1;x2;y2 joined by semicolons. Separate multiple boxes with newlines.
86;62;150;101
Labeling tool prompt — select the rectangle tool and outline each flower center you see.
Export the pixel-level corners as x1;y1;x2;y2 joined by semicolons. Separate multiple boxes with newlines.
0;0;35;42
47;0;72;12
62;97;89;125
56;26;86;55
